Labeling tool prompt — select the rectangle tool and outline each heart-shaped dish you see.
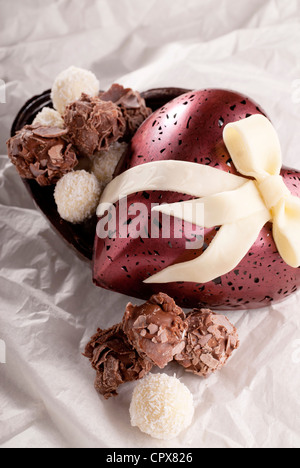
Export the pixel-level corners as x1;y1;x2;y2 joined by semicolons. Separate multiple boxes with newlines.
11;87;190;262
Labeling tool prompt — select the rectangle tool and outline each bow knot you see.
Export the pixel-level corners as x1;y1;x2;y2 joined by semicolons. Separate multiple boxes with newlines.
256;175;290;212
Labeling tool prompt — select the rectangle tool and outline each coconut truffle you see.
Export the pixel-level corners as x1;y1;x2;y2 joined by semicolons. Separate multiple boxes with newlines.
91;141;128;192
32;107;65;129
122;293;187;369
130;373;194;440
54;170;101;224
175;309;240;377
6;125;77;186
83;323;153;399
51;66;100;115
64;93;126;158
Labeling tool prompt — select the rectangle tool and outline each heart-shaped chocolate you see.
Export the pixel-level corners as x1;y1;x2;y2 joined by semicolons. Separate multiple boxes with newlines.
93;89;300;310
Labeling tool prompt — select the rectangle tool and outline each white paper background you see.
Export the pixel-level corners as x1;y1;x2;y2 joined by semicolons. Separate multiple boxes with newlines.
1;0;300;449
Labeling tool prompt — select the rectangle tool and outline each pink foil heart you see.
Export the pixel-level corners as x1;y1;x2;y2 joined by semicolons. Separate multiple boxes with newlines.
93;89;300;310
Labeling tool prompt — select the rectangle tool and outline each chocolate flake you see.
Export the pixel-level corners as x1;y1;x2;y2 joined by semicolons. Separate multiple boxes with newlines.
175;309;239;377
64;93;126;158
6;124;77;186
99;84;152;138
122;293;187;369
83;323;152;399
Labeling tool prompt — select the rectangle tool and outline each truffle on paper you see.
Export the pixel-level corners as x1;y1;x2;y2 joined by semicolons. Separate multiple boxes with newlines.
54;170;101;224
51;66;100;115
6;125;77;186
83;323;153;399
122;293;187;369
175;309;240;377
130;373;194;440
64;93;126;158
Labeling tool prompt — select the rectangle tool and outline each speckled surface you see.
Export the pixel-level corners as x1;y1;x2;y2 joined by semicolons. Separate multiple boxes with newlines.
93;89;300;310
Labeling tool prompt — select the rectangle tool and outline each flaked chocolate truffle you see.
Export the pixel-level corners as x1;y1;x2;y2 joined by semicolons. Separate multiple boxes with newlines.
6;125;77;186
99;83;152;137
83;323;152;399
64;93;126;158
175;309;239;377
122;293;187;369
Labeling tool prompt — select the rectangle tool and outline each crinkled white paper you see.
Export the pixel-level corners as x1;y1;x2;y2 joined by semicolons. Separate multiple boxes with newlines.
1;0;300;449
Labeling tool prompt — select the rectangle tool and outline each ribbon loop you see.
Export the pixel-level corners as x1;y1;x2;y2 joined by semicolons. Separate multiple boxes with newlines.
223;114;282;180
273;197;300;268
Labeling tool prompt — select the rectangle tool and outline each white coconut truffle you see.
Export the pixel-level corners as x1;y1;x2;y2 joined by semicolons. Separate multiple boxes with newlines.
54;170;101;224
130;373;194;440
91;141;128;192
32;107;65;129
51;66;100;115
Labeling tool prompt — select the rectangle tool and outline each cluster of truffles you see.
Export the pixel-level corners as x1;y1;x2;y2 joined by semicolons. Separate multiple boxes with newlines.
84;293;184;399
84;292;239;400
7;66;152;224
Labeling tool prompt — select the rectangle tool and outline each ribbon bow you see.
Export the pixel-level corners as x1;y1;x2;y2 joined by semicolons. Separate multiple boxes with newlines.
97;115;300;284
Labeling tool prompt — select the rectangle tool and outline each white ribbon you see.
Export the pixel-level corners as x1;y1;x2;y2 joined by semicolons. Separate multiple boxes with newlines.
97;115;300;284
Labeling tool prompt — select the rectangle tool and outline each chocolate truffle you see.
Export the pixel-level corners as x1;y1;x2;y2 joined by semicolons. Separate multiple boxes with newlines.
6;125;78;186
64;93;126;158
32;107;65;129
91;141;128;193
99;83;152;137
122;293;187;369
54;170;101;224
130;373;194;440
175;309;240;377
51;65;100;115
83;323;153;399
